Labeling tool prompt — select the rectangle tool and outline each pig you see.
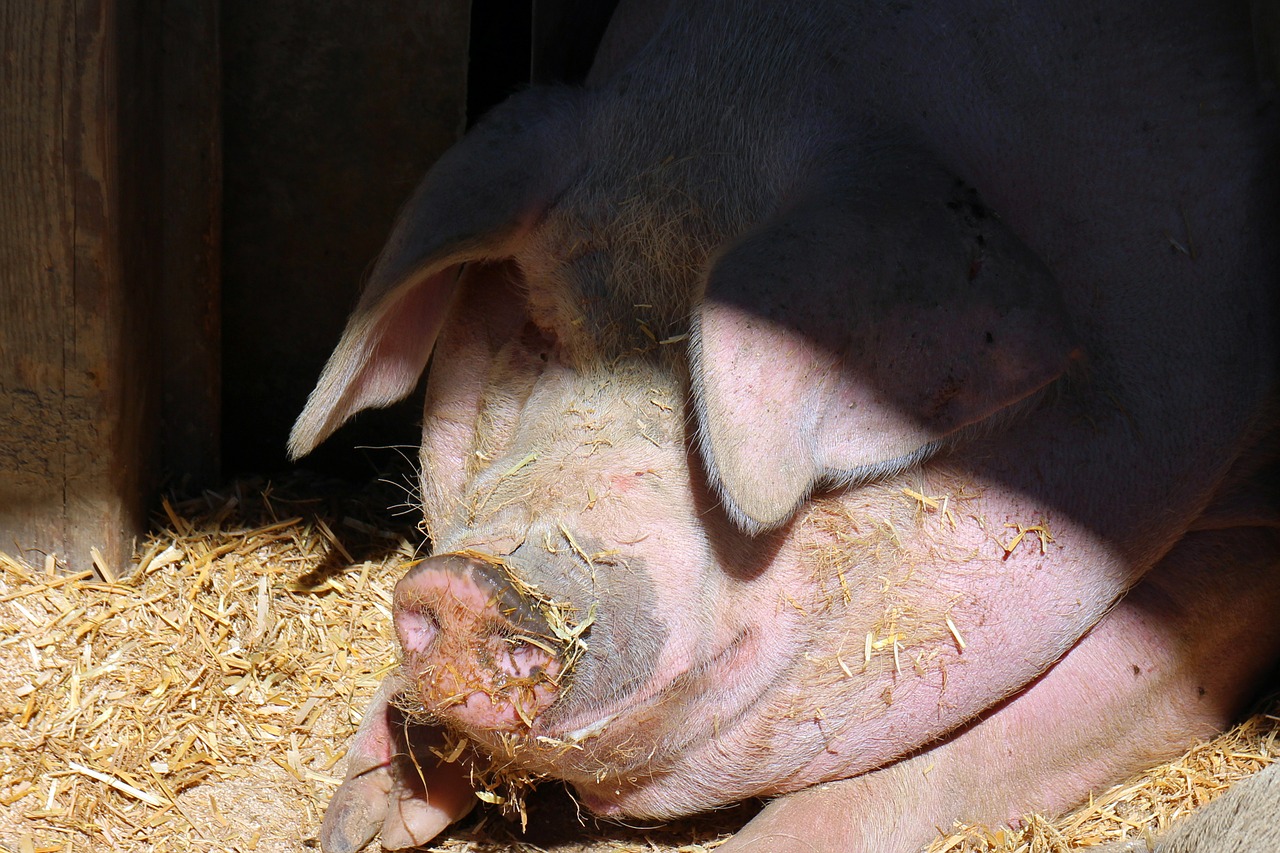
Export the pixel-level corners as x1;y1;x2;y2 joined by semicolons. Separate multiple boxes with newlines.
288;1;1280;851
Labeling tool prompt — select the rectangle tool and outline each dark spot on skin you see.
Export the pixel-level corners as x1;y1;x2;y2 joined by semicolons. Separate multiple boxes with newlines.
1132;664;1141;676
1198;686;1207;697
540;352;548;361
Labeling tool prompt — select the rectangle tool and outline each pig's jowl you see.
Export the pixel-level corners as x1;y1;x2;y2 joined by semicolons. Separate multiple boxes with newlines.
290;1;1280;851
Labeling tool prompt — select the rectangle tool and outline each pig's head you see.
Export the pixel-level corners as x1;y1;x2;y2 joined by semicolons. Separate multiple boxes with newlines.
289;85;1079;818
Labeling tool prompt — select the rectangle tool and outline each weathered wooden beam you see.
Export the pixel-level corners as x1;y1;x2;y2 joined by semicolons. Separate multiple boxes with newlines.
0;0;220;571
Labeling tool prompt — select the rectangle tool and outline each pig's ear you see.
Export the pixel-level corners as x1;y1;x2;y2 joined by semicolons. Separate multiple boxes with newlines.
288;89;577;459
690;159;1079;532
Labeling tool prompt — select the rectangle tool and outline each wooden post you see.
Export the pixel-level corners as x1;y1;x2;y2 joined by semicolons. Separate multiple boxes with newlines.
0;0;220;572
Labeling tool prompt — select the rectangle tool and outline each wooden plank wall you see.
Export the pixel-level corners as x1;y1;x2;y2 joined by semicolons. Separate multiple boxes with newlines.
0;1;482;570
531;0;619;84
161;1;223;493
219;1;470;478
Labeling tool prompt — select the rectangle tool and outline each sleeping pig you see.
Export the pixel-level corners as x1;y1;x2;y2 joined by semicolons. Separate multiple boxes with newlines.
289;0;1280;850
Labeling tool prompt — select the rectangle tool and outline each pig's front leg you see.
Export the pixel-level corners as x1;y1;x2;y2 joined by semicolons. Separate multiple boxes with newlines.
321;674;476;853
721;528;1280;853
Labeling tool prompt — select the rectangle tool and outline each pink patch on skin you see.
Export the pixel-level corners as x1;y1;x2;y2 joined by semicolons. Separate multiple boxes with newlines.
608;471;649;494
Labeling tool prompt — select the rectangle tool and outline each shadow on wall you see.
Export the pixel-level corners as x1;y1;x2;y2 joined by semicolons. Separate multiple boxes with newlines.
218;0;619;484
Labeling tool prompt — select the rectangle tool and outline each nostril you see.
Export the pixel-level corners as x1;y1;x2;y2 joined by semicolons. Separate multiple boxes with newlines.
395;606;440;654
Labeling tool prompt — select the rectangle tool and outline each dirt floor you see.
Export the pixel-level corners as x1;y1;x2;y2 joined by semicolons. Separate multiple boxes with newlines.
1;477;1275;853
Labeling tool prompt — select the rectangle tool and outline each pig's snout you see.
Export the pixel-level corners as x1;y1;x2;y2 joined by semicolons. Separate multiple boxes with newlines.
393;553;565;732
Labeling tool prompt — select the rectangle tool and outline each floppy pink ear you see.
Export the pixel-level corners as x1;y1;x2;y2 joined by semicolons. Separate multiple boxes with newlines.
288;89;579;459
691;158;1079;532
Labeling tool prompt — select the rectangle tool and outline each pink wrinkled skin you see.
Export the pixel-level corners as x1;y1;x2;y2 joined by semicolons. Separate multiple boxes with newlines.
290;1;1280;851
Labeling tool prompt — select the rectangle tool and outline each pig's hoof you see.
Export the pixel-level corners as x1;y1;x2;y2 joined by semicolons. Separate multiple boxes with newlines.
320;770;388;853
320;748;475;852
320;676;477;853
